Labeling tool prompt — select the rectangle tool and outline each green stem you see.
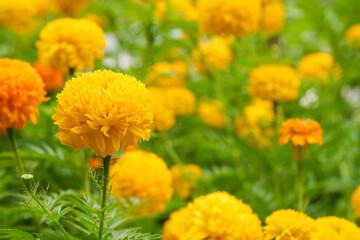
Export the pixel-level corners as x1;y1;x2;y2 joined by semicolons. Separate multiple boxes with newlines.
24;183;72;239
83;150;91;196
296;161;304;212
98;155;111;239
7;128;25;176
164;140;183;166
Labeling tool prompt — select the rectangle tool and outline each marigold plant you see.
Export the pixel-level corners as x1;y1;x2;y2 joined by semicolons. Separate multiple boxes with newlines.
155;0;197;22
33;61;64;92
350;185;360;219
261;0;286;34
165;88;196;116
346;23;360;48
313;216;360;240
170;164;202;199
197;99;226;129
52;0;93;16
145;61;188;88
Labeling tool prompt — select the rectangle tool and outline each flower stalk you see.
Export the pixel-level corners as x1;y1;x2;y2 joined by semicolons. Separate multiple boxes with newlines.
292;145;309;212
98;155;111;239
7;128;25;176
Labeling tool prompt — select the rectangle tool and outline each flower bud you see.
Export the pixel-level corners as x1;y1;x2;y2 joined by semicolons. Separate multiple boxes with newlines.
21;174;34;186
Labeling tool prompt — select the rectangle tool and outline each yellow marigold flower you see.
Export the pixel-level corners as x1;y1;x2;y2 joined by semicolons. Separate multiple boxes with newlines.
244;98;274;127
297;52;342;82
52;0;92;16
149;87;176;132
166;88;196;116
146;61;188;88
351;185;360;219
109;150;173;215
155;0;198;22
162;191;263;240
261;0;286;34
264;209;316;240
36;18;105;73
346;24;360;48
52;70;153;157
33;61;64;92
248;64;300;102
84;13;105;28
0;58;47;134
191;37;233;72
197;0;261;37
279;118;323;146
314;216;360;240
170;164;202;199
198;99;226;129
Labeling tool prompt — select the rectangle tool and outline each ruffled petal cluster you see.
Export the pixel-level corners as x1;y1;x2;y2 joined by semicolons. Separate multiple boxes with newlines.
36;18;105;73
52;70;153;157
261;0;286;34
33;61;64;92
346;23;360;48
297;52;342;82
198;99;226;129
197;0;262;37
279;118;323;146
248;64;300;102
146;61;188;88
109;150;173;215
162;191;263;240
313;216;360;240
170;164;202;199
0;58;47;134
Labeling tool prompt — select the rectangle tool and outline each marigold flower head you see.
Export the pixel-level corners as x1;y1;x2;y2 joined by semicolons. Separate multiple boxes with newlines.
88;157;102;170
162;191;263;240
0;58;47;134
279;118;323;146
165;88;196;116
346;24;360;48
351;185;360;219
36;18;105;73
261;0;286;34
155;0;197;22
197;0;262;37
52;70;153;157
198;99;226;129
297;52;342;82
109;150;173;215
146;61;188;88
264;209;316;240
33;61;64;92
52;0;92;16
313;216;360;240
191;37;233;72
248;64;300;102
170;164;202;199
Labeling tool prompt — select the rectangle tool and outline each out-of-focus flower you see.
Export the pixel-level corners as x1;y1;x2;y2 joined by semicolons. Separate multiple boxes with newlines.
314;216;360;240
198;99;226;129
261;0;285;34
88;157;102;170
155;0;197;22
146;61;188;88
109;150;173;215
84;13;105;28
52;70;153;157
162;191;263;240
170;164;202;199
351;185;360;219
0;58;47;134
279;118;323;146
346;24;360;48
166;88;196;116
36;18;105;73
197;0;262;37
33;61;64;92
248;64;300;102
52;0;93;16
297;52;342;82
263;209;316;240
191;37;233;72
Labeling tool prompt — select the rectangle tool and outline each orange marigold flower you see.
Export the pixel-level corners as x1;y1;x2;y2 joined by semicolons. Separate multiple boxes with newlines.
52;70;153;157
170;164;202;199
33;61;64;92
88;157;102;170
0;58;47;134
279;118;323;146
346;23;360;48
351;185;360;219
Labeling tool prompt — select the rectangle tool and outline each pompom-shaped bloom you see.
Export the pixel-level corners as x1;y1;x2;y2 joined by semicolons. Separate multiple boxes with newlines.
297;52;342;82
191;37;233;72
351;185;360;219
52;70;153;157
36;18;105;73
170;164;202;199
279;118;323;146
198;99;226;129
52;0;92;16
313;216;360;240
0;58;47;134
109;150;173;215
146;61;188;88
346;24;360;48
165;88;196;116
264;209;316;240
248;64;300;102
162;191;263;240
33;61;64;92
155;0;197;22
197;0;261;37
261;0;286;34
